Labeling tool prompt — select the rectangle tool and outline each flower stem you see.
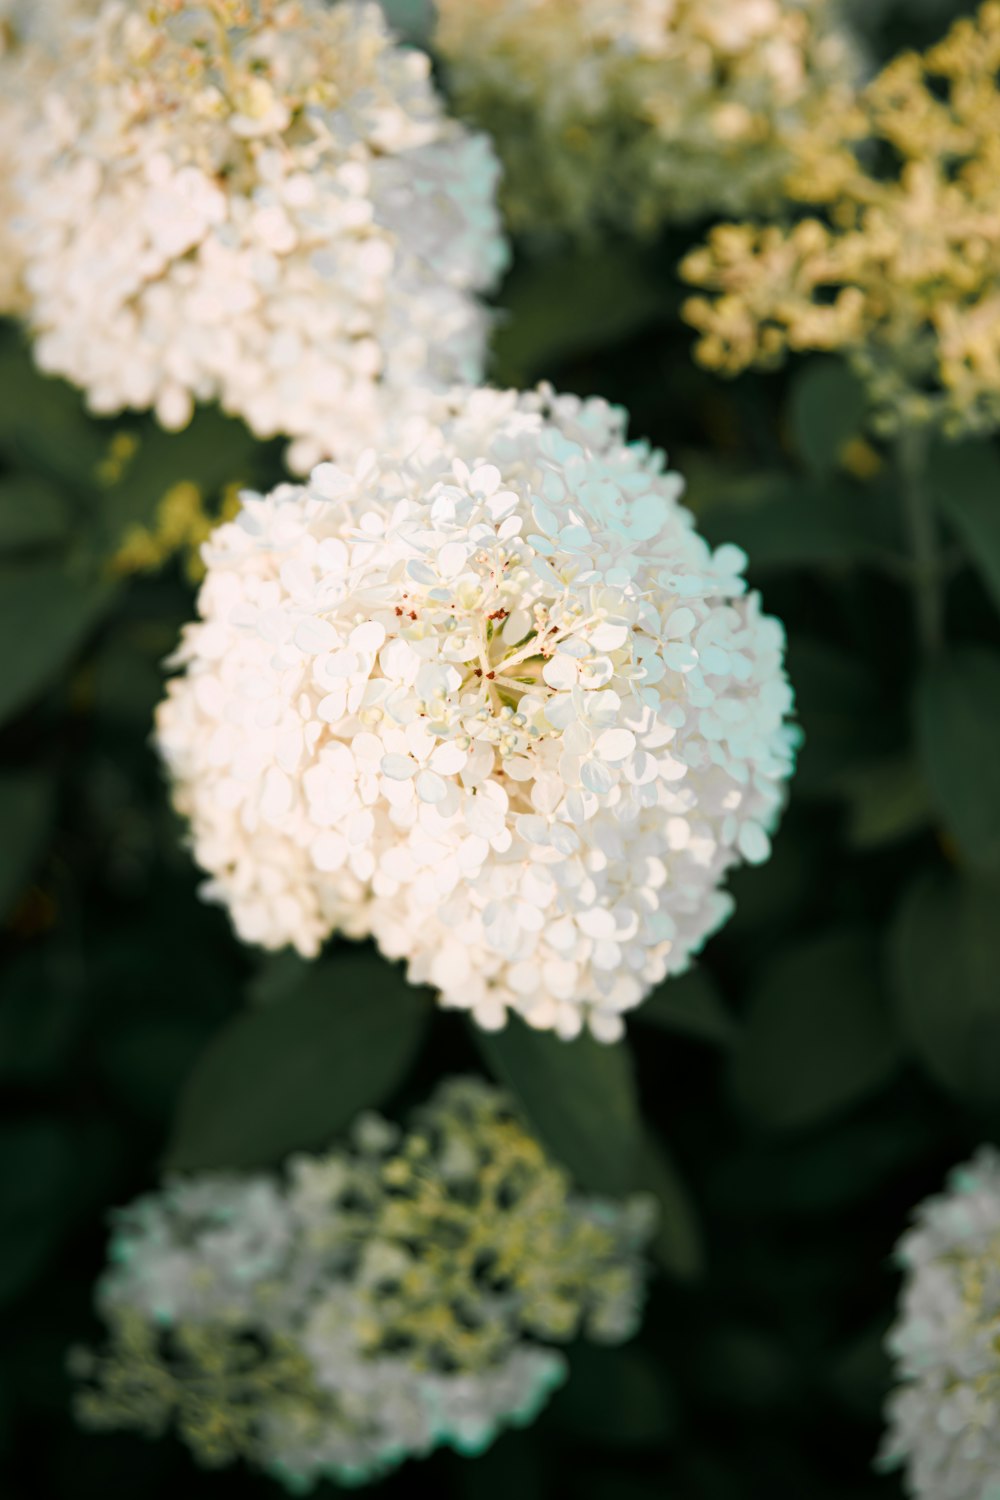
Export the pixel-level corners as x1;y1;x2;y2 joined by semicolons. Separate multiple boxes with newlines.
896;426;943;657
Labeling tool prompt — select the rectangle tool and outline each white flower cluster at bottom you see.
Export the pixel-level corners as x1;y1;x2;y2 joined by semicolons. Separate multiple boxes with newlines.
75;1078;654;1489
881;1148;1000;1500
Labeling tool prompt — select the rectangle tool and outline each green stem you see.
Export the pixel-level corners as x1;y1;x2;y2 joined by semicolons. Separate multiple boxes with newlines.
896;426;943;657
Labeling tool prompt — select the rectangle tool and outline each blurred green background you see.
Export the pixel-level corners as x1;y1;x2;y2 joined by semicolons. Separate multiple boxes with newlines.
2;0;998;1495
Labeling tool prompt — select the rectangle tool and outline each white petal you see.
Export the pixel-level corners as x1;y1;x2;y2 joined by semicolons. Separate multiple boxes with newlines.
596;728;636;762
381;753;416;780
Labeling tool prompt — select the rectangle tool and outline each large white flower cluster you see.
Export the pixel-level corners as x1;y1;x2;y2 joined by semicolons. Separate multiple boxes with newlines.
76;1077;654;1488
156;385;797;1040
7;0;507;471
880;1148;1000;1499
434;0;860;236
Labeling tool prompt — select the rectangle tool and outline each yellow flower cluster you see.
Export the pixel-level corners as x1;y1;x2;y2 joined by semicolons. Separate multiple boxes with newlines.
110;478;242;582
434;0;859;237
682;2;1000;438
73;1317;328;1472
339;1078;649;1364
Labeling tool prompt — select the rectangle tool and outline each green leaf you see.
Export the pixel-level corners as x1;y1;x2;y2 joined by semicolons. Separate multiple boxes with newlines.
247;949;313;1008
916;647;1000;870
0;477;72;553
837;756;932;850
0;1119;76;1306
490;245;666;386
928;437;1000;614
699;475;882;572
0;337;108;485
472;1018;643;1196
99;1017;219;1125
90;629;169;728
730;931;902;1130
100;407;259;544
0;951;79;1084
0;559;114;725
890;869;1000;1110
828;1318;892;1420
639;1132;703;1280
680;458;789;521
636;967;737;1047
550;1346;676;1447
165;946;430;1170
785;638;889;798
724;826;815;942
452;1432;544;1500
789;359;868;476
0;772;55;917
695;1327;794;1409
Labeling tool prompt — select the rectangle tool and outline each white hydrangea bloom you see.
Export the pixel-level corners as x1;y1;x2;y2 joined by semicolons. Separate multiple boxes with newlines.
156;385;797;1040
8;0;507;470
100;1175;296;1325
434;0;860;236
0;0;98;314
880;1148;1000;1499
78;1077;654;1488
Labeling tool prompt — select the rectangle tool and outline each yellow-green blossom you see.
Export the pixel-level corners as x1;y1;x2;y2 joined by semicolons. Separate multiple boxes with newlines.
682;1;1000;438
110;479;243;582
434;0;859;238
72;1318;330;1473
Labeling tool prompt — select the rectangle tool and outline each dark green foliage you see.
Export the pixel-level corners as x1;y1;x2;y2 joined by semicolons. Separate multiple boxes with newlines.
0;561;114;723
789;361;868;477
472;1016;644;1196
0;773;55;919
929;437;1000;613
891;870;1000;1111
916;647;1000;870
730;931;903;1131
166;948;432;1171
635;967;737;1048
489;243;669;387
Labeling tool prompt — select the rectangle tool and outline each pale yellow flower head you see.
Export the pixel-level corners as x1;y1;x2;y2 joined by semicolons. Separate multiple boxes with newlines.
682;1;1000;439
434;0;859;237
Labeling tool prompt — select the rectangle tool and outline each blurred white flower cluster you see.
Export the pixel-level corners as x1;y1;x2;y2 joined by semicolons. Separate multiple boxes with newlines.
0;0;96;314
156;384;797;1040
75;1077;654;1487
881;1148;1000;1499
433;0;860;236
2;0;507;471
0;0;88;50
